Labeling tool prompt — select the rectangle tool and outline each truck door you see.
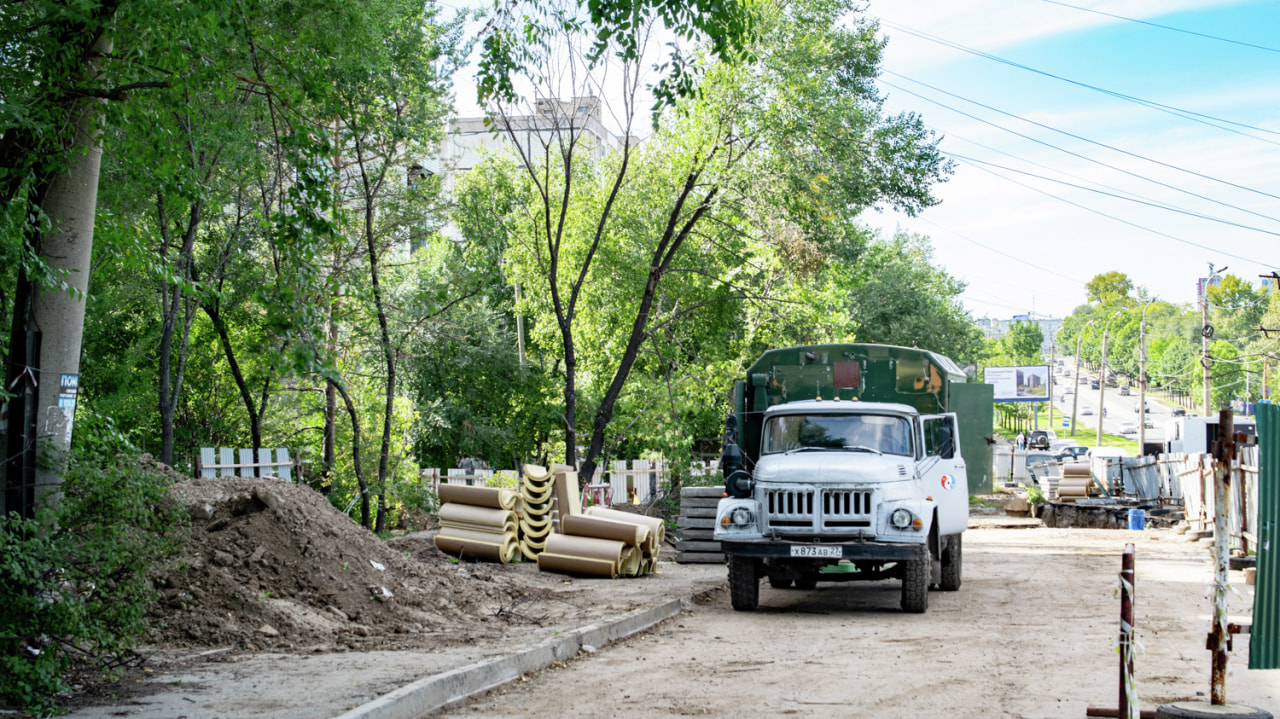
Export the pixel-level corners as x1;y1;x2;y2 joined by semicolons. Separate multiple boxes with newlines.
920;413;969;536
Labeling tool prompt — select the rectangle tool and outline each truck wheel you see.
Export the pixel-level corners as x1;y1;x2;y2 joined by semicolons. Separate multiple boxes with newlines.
768;576;793;589
900;551;930;613
939;534;962;591
795;575;817;590
729;555;760;611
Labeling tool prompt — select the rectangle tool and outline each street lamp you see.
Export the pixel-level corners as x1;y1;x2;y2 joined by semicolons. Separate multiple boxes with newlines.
1070;319;1096;437
1096;310;1123;447
1137;299;1156;453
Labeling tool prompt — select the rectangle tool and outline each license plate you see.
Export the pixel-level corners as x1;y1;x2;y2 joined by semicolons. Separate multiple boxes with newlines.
790;545;841;558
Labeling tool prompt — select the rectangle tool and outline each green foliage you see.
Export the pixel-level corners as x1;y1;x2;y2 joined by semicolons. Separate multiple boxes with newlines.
1085;271;1134;305
1001;320;1045;366
0;414;187;713
476;0;757;114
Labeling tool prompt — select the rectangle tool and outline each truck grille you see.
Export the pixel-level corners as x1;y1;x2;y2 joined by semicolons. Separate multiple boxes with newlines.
821;489;873;529
762;487;873;533
764;488;815;529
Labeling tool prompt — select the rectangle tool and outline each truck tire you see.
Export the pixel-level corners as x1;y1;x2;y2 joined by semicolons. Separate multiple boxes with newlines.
939;534;962;591
1155;702;1272;719
768;576;793;589
729;555;760;611
900;551;930;613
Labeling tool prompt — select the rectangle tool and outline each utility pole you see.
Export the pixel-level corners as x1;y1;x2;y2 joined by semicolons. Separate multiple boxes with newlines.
1071;320;1095;437
1202;264;1226;415
1138;301;1153;453
1097;311;1121;447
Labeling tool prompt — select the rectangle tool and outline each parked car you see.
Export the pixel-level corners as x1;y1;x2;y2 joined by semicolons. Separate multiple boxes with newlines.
1119;422;1138;435
1090;380;1100;390
1118;386;1130;396
1081;406;1094;416
1055;445;1090;462
1172;407;1187;417
1027;430;1052;450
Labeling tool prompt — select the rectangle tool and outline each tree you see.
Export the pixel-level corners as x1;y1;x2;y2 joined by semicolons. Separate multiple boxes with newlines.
844;232;984;365
1085;271;1134;305
1002;321;1044;366
476;0;951;482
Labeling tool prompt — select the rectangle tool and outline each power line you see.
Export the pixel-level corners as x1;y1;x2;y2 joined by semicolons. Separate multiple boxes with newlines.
881;73;1280;209
955;158;1280;269
909;216;1087;286
947;152;1280;237
1038;0;1280;55
880;21;1280;144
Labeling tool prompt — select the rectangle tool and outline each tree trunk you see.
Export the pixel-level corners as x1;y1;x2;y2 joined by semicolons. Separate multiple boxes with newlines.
332;379;370;528
25;33;114;512
157;195;202;466
202;300;263;452
579;179;716;483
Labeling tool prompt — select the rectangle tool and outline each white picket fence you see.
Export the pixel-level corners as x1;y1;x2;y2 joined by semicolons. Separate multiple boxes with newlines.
421;459;721;508
197;447;294;481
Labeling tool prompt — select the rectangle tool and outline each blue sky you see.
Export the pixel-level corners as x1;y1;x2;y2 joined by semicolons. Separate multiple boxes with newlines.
861;0;1280;322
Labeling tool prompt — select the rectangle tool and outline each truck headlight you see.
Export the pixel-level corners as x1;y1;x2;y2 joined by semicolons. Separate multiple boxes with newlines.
890;508;913;529
730;507;753;527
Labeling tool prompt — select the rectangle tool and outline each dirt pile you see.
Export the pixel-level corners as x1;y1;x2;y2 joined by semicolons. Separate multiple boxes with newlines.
147;474;553;653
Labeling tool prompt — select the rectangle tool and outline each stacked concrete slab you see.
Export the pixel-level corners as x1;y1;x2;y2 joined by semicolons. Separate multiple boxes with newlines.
675;485;724;564
433;484;521;563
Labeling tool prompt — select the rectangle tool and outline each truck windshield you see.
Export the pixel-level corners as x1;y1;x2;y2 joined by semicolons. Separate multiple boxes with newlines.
761;414;911;456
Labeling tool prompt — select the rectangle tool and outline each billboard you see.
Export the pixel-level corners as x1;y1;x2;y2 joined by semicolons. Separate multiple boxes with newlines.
983;365;1050;402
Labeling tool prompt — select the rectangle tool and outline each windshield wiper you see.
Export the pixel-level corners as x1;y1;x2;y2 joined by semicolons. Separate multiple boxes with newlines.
841;444;883;455
783;446;836;455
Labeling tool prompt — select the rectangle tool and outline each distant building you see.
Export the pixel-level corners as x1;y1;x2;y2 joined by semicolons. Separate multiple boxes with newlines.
975;314;1064;356
414;96;628;245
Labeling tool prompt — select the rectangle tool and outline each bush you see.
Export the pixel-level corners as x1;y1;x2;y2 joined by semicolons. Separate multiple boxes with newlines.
0;415;187;714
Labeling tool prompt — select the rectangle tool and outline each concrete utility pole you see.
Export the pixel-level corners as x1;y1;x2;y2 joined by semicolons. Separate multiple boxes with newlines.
1202;265;1227;415
1138;301;1154;453
1097;310;1122;447
1071;320;1095;437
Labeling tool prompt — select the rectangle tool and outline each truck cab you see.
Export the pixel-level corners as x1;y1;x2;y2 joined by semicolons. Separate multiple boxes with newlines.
712;344;990;613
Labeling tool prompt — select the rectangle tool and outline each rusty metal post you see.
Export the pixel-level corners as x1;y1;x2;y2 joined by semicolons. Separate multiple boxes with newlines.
1120;543;1136;719
1209;408;1234;705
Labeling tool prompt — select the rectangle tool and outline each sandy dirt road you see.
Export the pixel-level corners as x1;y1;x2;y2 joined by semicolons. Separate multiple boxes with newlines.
442;524;1279;718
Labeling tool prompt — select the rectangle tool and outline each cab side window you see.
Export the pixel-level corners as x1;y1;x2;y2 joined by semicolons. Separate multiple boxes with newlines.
923;417;956;459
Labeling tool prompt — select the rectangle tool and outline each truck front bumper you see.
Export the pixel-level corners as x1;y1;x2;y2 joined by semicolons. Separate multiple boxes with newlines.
720;538;925;561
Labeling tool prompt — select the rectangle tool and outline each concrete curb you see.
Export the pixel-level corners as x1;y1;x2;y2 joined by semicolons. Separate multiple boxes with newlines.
331;597;690;719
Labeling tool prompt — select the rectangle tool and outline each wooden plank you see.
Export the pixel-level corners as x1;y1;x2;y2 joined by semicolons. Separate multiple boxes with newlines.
679;497;722;510
220;448;235;478
277;448;292;482
677;517;716;529
200;448;216;479
239;448;255;478
257;448;272;478
675;552;725;564
676;540;723;553
680;486;725;499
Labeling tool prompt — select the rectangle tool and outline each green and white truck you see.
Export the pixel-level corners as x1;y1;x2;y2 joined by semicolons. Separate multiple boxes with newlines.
714;344;993;612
